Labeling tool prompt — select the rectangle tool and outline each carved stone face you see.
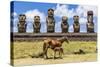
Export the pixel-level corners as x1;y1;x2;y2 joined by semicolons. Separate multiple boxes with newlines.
34;16;40;22
88;15;93;22
73;15;79;22
19;14;26;22
48;8;54;17
62;16;68;22
87;11;93;22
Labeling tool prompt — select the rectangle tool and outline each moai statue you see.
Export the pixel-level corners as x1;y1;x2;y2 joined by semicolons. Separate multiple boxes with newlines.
73;15;80;33
46;8;55;33
33;16;41;33
18;14;27;33
61;16;69;33
87;11;94;33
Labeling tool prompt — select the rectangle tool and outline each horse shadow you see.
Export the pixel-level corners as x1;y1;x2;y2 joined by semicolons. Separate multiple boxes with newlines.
45;57;63;60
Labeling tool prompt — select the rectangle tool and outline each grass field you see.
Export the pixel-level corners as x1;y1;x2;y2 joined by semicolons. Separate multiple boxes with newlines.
11;41;97;65
13;53;97;66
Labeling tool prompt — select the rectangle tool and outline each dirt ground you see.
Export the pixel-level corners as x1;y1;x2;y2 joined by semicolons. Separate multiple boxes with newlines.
13;53;97;66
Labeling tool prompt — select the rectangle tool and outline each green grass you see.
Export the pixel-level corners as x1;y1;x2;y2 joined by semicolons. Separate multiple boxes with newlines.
12;41;97;59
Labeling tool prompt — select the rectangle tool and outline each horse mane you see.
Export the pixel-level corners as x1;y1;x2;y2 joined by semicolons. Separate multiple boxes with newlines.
57;37;65;43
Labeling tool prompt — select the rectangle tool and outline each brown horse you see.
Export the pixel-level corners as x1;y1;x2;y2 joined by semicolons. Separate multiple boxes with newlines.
43;37;69;59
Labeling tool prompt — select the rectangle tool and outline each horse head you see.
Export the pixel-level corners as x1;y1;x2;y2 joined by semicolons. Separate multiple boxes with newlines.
62;36;69;44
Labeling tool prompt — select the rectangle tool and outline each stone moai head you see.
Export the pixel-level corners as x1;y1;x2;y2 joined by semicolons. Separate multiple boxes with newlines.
87;11;94;33
47;8;55;33
34;16;40;23
73;15;80;33
61;16;69;33
18;14;26;33
48;8;54;17
73;15;79;23
87;11;93;23
33;16;41;33
19;14;26;22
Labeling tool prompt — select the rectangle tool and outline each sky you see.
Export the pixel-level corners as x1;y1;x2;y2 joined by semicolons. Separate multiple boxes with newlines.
11;1;98;33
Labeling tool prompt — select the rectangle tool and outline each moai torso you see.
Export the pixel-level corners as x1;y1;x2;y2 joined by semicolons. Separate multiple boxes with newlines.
33;16;41;33
18;14;27;33
73;15;80;33
87;11;94;33
46;8;55;33
61;16;69;33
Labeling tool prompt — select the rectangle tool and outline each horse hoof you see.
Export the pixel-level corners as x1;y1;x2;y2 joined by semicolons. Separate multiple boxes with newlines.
44;57;48;59
60;57;63;59
54;57;56;59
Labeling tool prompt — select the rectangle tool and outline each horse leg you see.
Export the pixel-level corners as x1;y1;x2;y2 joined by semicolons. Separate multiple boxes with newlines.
43;43;49;59
59;48;63;59
54;50;56;59
45;47;48;59
59;50;61;58
43;47;49;59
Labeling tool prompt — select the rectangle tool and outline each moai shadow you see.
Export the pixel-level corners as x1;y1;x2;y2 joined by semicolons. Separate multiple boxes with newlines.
18;14;27;33
87;11;94;33
33;16;41;33
46;8;55;33
61;16;69;33
73;15;80;33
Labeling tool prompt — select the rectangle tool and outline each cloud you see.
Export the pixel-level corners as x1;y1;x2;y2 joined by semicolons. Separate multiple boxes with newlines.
69;25;73;32
54;4;97;18
54;4;75;18
26;22;33;32
40;23;47;33
80;24;87;32
75;5;98;17
25;9;46;23
11;13;18;32
11;12;18;17
79;17;87;24
55;21;61;32
13;26;18;32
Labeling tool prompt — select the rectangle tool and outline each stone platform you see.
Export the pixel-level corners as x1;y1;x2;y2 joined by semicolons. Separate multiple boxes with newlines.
11;33;97;41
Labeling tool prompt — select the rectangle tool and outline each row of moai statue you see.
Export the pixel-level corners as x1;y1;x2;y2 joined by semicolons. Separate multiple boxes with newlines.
17;8;94;33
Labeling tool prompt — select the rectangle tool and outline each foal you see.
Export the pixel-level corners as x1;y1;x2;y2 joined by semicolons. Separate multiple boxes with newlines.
53;47;64;59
